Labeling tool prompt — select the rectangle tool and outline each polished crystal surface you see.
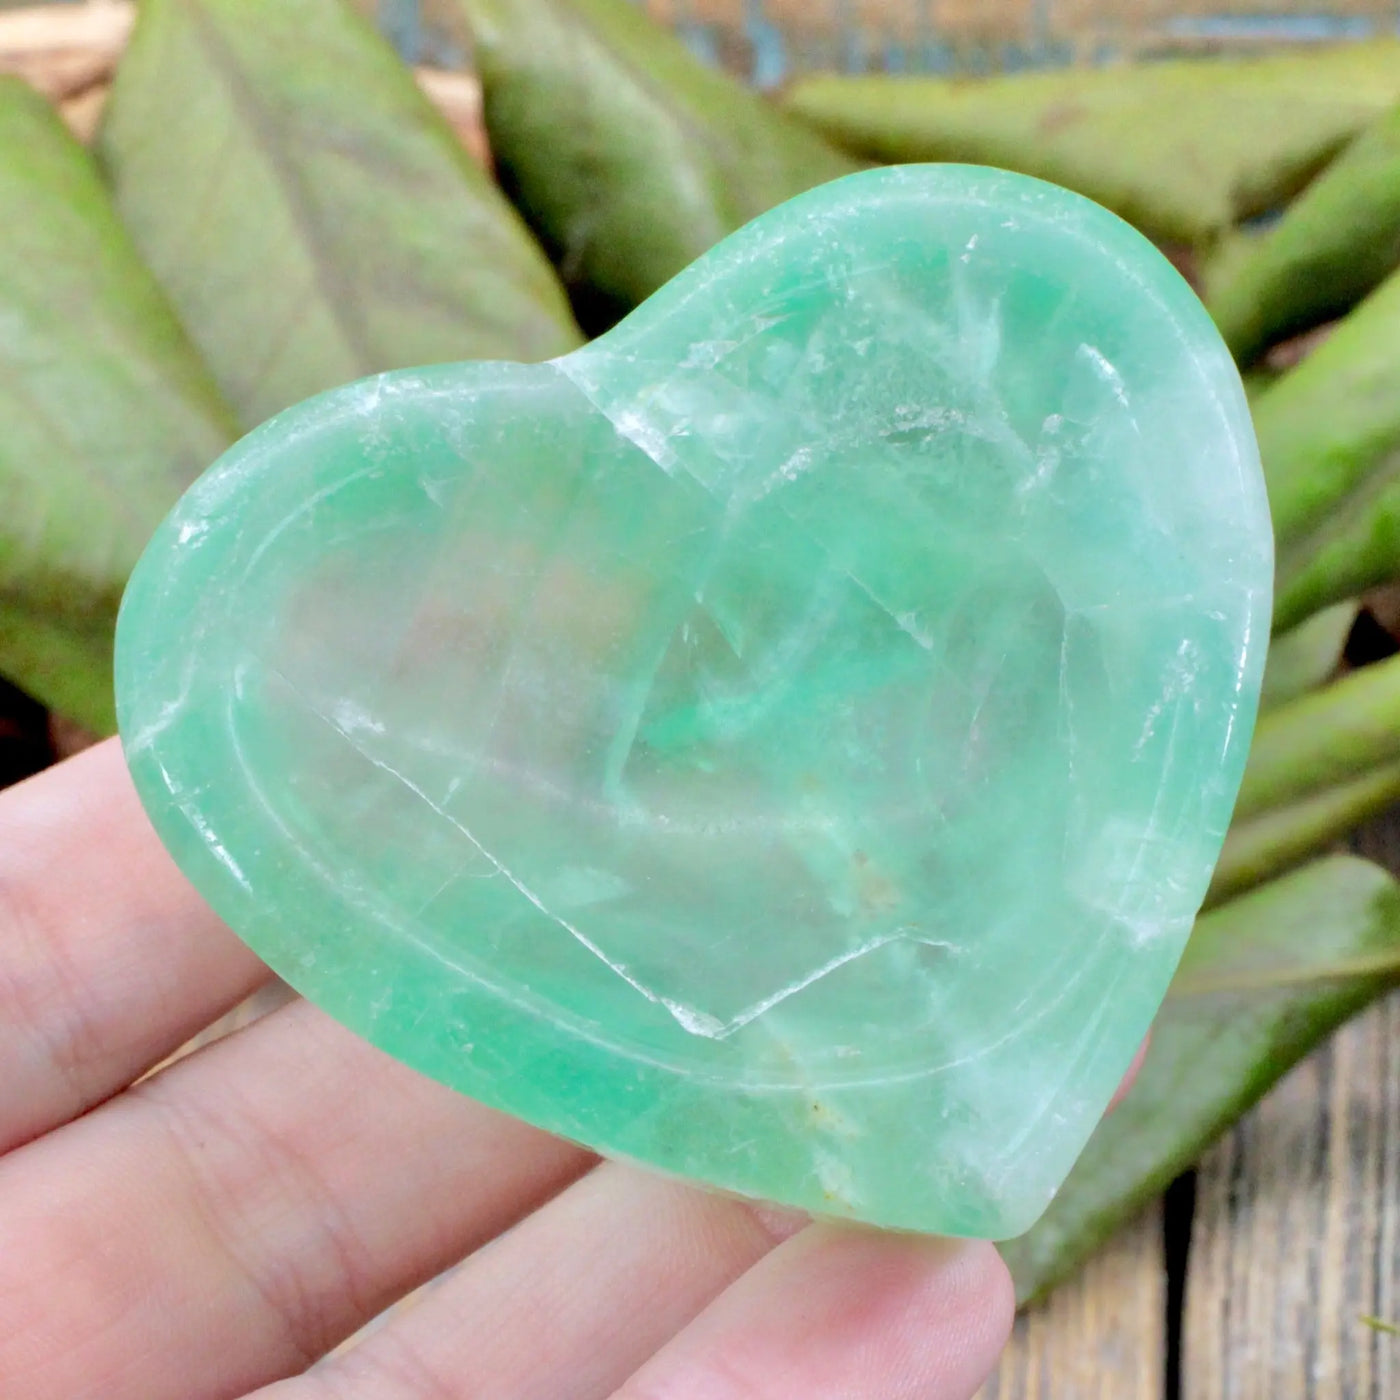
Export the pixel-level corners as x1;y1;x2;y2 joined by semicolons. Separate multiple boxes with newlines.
116;166;1271;1238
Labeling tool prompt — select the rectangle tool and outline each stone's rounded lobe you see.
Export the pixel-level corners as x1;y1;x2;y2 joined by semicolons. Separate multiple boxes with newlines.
115;166;1272;1238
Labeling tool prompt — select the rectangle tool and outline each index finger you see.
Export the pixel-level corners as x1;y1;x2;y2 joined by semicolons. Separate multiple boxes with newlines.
0;739;268;1150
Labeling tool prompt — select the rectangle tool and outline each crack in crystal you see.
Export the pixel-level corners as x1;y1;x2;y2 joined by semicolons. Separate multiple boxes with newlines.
298;694;673;1005
272;666;964;1041
555;357;953;665
154;755;253;893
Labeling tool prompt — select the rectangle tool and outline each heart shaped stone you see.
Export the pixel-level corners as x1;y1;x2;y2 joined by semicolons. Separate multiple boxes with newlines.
116;165;1271;1238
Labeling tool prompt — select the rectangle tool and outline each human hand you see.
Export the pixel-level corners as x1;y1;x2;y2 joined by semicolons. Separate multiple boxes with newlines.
0;739;1016;1400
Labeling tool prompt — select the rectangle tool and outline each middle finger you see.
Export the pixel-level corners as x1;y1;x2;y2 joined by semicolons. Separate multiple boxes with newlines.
253;1162;807;1400
0;997;590;1400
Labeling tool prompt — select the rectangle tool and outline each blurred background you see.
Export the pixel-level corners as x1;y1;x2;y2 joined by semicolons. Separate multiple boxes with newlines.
10;0;1400;79
2;1;1400;1396
373;0;1400;80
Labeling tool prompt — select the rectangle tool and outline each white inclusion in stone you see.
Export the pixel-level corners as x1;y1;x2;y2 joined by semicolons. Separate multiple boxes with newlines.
1133;638;1201;756
127;657;200;753
952;275;1003;386
1077;343;1131;408
185;804;252;892
606;406;680;476
177;518;209;546
661;1000;727;1038
1068;818;1196;943
1018;447;1061;499
330;698;386;736
353;374;385;415
749;444;817;503
679;338;739;371
894;612;935;651
889;404;964;433
814;1149;859;1208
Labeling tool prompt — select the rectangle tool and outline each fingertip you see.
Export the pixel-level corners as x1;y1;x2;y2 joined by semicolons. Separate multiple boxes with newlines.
868;1231;1015;1399
617;1221;1016;1400
953;1236;1017;1374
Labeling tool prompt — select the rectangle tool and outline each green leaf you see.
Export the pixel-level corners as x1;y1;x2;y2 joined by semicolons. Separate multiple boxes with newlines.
1002;855;1400;1305
1209;102;1400;366
1209;651;1400;902
0;77;235;732
1362;1315;1400;1337
97;0;581;430
1211;760;1400;905
1259;600;1356;710
454;0;861;333
1257;268;1400;632
1240;366;1281;403
783;45;1400;247
1235;650;1400;819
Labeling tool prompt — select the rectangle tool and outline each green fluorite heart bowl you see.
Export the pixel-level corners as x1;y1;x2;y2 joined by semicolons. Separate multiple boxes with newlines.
116;165;1271;1238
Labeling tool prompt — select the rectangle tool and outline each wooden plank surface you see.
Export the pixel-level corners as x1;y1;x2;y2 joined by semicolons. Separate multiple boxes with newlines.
979;1204;1166;1400
1183;988;1400;1398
